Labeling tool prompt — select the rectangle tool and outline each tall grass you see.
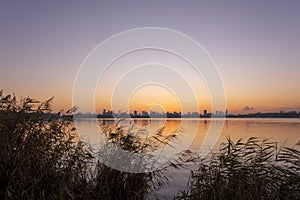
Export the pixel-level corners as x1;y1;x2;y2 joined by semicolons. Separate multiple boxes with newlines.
1;91;300;199
0;91;92;199
176;137;300;200
79;115;195;199
0;91;192;199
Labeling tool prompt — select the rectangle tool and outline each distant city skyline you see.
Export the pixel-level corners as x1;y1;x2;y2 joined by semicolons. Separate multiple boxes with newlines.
100;107;228;115
74;106;300;119
75;107;300;118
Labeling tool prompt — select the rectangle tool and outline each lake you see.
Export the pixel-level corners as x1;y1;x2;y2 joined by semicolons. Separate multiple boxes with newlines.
74;118;300;199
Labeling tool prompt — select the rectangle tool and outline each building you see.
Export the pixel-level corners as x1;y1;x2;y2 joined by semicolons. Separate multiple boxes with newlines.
141;111;148;117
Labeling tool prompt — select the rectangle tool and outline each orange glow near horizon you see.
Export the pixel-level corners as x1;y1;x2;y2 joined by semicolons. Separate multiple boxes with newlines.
19;81;299;115
128;85;181;113
6;91;299;115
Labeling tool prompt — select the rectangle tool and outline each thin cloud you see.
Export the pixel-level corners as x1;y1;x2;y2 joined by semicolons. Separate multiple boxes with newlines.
244;106;254;111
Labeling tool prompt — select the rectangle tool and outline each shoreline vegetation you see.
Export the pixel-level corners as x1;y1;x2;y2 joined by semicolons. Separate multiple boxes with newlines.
1;91;300;199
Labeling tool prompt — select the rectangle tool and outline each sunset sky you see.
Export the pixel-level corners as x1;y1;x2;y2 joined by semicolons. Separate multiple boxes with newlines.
1;1;300;114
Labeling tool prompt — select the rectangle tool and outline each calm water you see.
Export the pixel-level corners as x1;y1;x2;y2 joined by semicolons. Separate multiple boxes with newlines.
75;118;300;199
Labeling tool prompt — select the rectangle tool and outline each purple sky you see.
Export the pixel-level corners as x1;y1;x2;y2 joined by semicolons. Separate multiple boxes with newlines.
1;1;300;113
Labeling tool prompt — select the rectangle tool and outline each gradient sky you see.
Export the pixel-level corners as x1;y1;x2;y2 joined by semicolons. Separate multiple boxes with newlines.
1;0;300;114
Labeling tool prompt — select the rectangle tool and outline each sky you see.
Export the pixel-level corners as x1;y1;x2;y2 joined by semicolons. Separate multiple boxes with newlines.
1;0;300;114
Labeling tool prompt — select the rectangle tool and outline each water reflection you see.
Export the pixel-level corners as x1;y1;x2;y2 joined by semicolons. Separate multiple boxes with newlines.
75;118;300;199
77;118;300;153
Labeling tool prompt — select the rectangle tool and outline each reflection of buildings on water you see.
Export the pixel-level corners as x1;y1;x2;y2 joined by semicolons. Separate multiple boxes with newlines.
133;119;151;126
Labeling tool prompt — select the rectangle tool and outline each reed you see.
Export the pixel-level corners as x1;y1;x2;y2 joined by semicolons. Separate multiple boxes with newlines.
0;91;92;199
1;91;299;199
0;91;192;199
175;137;300;200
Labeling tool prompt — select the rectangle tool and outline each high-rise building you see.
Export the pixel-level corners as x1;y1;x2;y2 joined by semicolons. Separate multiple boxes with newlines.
204;109;207;116
141;111;148;117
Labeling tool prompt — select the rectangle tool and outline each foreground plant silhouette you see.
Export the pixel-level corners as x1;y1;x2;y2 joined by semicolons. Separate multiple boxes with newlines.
0;91;93;199
0;91;192;199
1;91;300;199
176;137;300;200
